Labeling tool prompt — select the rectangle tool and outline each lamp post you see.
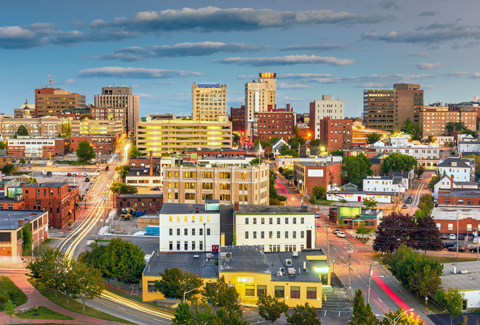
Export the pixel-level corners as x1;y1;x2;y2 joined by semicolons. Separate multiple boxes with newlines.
183;286;201;303
375;309;414;325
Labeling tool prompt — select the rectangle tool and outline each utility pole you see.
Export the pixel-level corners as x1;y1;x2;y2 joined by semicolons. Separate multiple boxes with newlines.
325;224;330;264
345;243;355;301
367;264;373;304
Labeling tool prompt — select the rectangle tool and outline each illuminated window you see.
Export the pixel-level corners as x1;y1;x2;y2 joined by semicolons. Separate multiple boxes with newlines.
185;182;196;189
200;216;203;222
169;216;172;222
203;183;213;189
241;172;246;179
185;171;196;178
177;216;180;222
220;172;231;179
245;285;255;297
244;184;248;190
168;182;171;188
185;193;196;200
184;216;188;222
207;216;210;222
203;172;213;178
291;286;300;299
239;184;243;190
220;183;230;190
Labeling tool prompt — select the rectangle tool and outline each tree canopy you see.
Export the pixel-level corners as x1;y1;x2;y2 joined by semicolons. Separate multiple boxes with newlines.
418;194;434;216
363;197;378;208
286;302;321;325
257;294;289;325
435;288;464;325
349;289;377;325
288;137;305;150
311;186;326;199
381;153;418;175
341;153;373;187
250;158;262;166
402;118;422;141
366;133;381;144
15;125;29;137
110;182;138;195
280;144;298;157
373;212;417;253
202;276;240;313
76;141;96;164
155;267;203;301
309;139;321;147
130;145;142;158
446;121;476;136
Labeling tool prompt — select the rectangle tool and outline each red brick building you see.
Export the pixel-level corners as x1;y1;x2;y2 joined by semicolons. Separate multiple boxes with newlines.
230;106;245;133
21;183;79;229
431;208;480;235
293;160;342;198
0;195;25;210
253;105;295;142
437;189;480;206
70;135;117;155
7;137;68;158
115;194;163;214
319;118;353;152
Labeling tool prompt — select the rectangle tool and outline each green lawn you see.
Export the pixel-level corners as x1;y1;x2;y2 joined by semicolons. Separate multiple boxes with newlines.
28;279;134;324
104;287;166;309
0;276;28;311
40;238;53;246
15;306;75;320
425;255;477;263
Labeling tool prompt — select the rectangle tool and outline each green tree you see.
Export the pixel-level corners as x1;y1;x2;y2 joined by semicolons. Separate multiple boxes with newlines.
130;145;142;158
155;267;204;301
25;247;64;297
363;197;378;208
416;165;425;178
58;257;81;304
309;139;321;147
5;299;15;322
311;186;326;199
373;213;417;253
381;308;423;325
429;170;445;188
349;289;378;325
425;135;437;144
202;276;240;313
232;133;240;146
435;288;464;325
402;118;422;141
286;302;321;325
115;165;131;182
173;302;247;325
418;194;434;216
21;223;33;255
76;262;105;312
76;141;96;165
341;153;373;187
110;182;138;195
412;215;443;254
257;294;289;325
250;158;262;166
356;222;374;237
2;164;16;176
331;150;343;156
15;125;29;137
281;168;294;183
366;133;381;144
0;141;7;150
280;144;298;157
288;137;305;150
19;158;26;165
381;153;418;175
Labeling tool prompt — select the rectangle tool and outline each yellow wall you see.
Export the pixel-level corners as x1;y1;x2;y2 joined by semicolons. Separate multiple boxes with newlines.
142;275;217;302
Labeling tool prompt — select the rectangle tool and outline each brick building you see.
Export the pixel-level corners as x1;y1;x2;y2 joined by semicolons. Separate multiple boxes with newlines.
7;137;68;158
0;210;48;259
293;160;342;198
230;105;246;132
253;105;295;142
419;105;477;138
20;183;79;229
70;134;117;156
0;116;68;139
318;118;353;152
431;207;480;235
35;87;86;118
115;194;163;214
90;107;127;131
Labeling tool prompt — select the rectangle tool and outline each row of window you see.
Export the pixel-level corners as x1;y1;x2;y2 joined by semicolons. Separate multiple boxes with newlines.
245;217;305;225
244;285;317;299
169;228;211;236
168;215;211;222
168;240;204;251
437;223;480;231
245;230;305;240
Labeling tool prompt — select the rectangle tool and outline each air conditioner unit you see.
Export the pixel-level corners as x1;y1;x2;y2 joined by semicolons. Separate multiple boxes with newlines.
277;271;283;278
288;268;296;275
286;259;293;266
292;251;299;257
206;253;213;259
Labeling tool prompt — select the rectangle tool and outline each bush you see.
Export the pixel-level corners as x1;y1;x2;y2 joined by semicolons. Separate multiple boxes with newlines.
309;197;316;204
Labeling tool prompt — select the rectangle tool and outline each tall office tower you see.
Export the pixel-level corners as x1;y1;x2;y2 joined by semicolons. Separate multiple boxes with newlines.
192;83;227;121
363;83;424;133
309;95;345;139
94;86;139;134
35;87;86;118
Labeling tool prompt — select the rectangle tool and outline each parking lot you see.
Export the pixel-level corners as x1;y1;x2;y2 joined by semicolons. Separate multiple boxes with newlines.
32;171;99;196
441;233;480;252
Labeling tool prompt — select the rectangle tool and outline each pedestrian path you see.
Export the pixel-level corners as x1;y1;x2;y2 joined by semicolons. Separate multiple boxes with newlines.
0;273;129;324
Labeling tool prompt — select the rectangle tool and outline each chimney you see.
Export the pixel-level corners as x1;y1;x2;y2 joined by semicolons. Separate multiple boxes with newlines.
451;174;454;190
195;207;199;213
234;202;239;212
18;219;24;226
149;151;153;176
391;173;394;177
286;104;291;112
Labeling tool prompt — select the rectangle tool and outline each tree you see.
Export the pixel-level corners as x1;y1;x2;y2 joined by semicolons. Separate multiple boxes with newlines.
381;308;423;325
202;276;240;313
435;288;464;325
2;164;16;176
425;135;437;144
373;213;417;253
0;141;6;150
280;144;298;157
21;223;33;255
288;137;305;150
402;118;422;141
80;114;94;121
286;302;321;325
349;289;378;325
130;145;142;158
311;186;326;200
76;141;96;165
19;158;26;165
418;194;434;216
57;257;81;304
356;222;374;237
110;182;138;195
173;302;247;325
363;197;378;209
257;294;289;325
309;139;321;147
5;299;15;322
412;216;443;254
331;150;343;157
232;133;240;146
341;153;373;187
115;165;131;182
381;153;418;175
15;125;29;137
155;267;204;301
416;165;425;178
366;133;381;144
76;262;105;312
281;168;294;183
250;158;262;166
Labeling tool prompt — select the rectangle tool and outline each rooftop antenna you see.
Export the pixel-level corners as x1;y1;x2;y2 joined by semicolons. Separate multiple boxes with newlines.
48;75;53;88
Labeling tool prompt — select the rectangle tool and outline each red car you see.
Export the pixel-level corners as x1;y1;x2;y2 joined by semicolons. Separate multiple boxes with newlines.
67;173;72;177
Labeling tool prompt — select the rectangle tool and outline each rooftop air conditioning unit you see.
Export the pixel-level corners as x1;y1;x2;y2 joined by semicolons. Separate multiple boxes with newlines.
277;271;283;278
286;259;293;266
193;255;199;259
292;251;299;257
206;253;213;259
288;268;296;276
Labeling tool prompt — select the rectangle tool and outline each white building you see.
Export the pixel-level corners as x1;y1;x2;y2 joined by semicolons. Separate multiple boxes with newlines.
275;155;342;169
159;201;224;252
459;141;480;153
271;138;289;156
326;190;400;204
375;143;440;160
234;205;316;252
440;261;480;311
433;175;478;199
363;176;408;192
437;158;474;182
388;136;410;146
310;95;345;139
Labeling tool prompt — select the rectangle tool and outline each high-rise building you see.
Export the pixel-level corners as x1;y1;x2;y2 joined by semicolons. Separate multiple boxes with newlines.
363;84;424;133
230;105;245;133
192;83;227;121
309;95;345;139
94;87;139;134
318;118;353;152
244;73;277;137
35;87;86;118
419;105;477;137
253;104;295;142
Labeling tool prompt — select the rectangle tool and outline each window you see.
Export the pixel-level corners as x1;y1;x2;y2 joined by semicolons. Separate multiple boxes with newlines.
269;218;273;224
220;194;230;201
241;172;246;179
192;241;196;251
291;286;300;299
261;231;265;239
207;228;210;235
448;223;453;230
184;242;188;250
148;281;157;293
220;172;231;179
261;218;265;224
245;285;255;297
293;217;297;224
275;286;285;298
177;228;180;235
257;285;267;296
184;229;188;236
185;193;195;200
293;231;296;239
203;182;213;189
220;183;230;190
253;231;257;239
285;217;289;224
169;229;172;236
192;228;196;236
301;231;305;238
301;217;305;224
185;171;196;178
185;216;188;222
177;241;181;250
185;182;196;189
277;231;281;239
203;172;213;178
245;231;249;239
269;231;273;239
199;241;203;250
285;231;289;239
169;242;173;251
253;218;257;224
207;216;210;222
467;224;472;231
245;218;249;225
307;287;317;299
277;218;280;224
177;216;180;222
199;228;203;236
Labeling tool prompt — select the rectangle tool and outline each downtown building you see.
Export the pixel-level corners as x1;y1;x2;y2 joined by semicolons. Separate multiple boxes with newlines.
253;104;295;142
192;83;227;122
0;115;68;139
35;87;86;118
318;118;354;152
309;95;345;139
363;83;424;132
419;105;477;138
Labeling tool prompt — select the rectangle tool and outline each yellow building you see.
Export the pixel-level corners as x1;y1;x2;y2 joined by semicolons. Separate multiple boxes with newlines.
142;246;329;308
192;83;227;122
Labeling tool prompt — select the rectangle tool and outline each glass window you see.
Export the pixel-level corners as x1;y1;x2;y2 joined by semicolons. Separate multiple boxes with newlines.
261;231;265;239
301;218;305;224
177;228;180;235
467;224;472;231
291;286;300;299
202;171;213;178
169;229;172;236
245;231;249;239
203;182;213;189
245;285;255;297
184;242;188;250
239;184;243;190
192;241;196;251
293;218;296;224
253;218;257;224
275;286;285;298
185;216;188;222
301;231;305;239
269;231;273;239
185;171;196;178
261;218;265;224
207;228;210;235
192;228;196;236
245;218;249;225
169;216;172;222
277;218;280;224
448;224;453;230
285;231;289;239
293;231;296;239
185;193;195;200
257;285;267;297
307;287;317;299
285;218;289;224
277;231;280;239
184;229;188;236
185;182;196;189
269;218;273;224
253;231;257;239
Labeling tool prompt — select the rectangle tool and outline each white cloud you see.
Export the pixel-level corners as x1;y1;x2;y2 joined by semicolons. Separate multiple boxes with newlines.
216;55;354;66
278;83;313;89
77;67;202;79
415;63;444;70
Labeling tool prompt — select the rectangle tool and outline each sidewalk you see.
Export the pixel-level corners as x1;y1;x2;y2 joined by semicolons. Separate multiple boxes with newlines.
0;273;129;325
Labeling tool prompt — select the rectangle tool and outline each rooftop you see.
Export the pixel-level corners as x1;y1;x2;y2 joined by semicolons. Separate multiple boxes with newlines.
117;194;163;198
24;183;67;188
440;261;480;290
295;161;340;167
0;210;46;230
431;207;480;221
459;141;480;145
219;246;270;274
437;158;471;168
197;84;222;88
143;252;218;279
160;202;220;215
236;205;313;215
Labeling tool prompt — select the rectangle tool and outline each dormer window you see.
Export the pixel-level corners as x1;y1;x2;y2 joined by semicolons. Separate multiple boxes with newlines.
452;162;457;167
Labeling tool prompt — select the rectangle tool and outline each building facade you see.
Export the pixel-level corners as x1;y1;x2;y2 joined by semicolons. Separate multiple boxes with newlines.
230;105;245;133
163;163;270;205
244;73;277;133
318;118;353;152
35;87;86;118
253;105;295;142
115;194;163;214
419;106;477;138
351;120;390;147
136;114;232;156
437;158;474;182
71;119;123;136
90;107;127;130
310;95;345;139
7;137;68;158
0;116;68;139
70;135;117;156
363;176;408;192
192;83;227;122
293;161;342;197
94;87;139;134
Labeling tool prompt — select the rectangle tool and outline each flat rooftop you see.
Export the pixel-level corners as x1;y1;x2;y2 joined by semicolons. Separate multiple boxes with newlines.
295;161;339;167
143;252;218;279
236;205;313;215
24;183;67;187
160;202;220;215
440;261;480;290
0;210;45;230
117;194;163;198
431;207;480;221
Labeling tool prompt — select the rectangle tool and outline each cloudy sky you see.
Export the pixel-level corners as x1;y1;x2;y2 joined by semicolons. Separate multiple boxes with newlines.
1;0;480;117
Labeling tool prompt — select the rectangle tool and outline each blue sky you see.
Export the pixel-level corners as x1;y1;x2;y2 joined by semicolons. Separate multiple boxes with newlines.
1;0;480;117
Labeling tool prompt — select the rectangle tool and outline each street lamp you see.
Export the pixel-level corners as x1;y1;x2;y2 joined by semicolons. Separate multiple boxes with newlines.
375;309;414;325
183;286;201;303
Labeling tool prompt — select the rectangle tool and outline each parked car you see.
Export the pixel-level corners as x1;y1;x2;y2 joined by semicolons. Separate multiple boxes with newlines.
441;233;448;240
46;171;52;177
444;242;456;249
337;232;345;238
448;245;465;252
402;204;408;209
67;173;72;177
333;229;340;235
151;187;160;191
83;173;88;177
315;213;320;218
76;173;82;177
406;197;412;204
449;234;456;240
469;246;480;253
458;234;465;240
85;177;90;182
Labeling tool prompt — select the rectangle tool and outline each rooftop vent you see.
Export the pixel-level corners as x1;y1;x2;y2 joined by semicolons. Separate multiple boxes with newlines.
288;268;296;276
292;251;299;257
286;259;293;266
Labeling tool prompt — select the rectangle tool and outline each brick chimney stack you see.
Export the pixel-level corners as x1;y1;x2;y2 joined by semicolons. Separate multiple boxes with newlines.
450;174;454;190
149;151;153;176
234;202;240;212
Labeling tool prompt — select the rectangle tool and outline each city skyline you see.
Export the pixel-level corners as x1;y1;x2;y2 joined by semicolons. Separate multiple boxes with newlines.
1;0;480;117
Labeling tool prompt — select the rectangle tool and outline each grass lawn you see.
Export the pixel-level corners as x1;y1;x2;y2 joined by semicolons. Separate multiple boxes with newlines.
104;287;164;309
15;306;75;320
0;276;28;311
315;199;335;206
40;238;53;246
28;279;134;324
95;239;111;243
425;255;477;263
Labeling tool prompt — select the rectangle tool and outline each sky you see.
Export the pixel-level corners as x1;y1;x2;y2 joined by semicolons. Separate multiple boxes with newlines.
1;0;480;118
